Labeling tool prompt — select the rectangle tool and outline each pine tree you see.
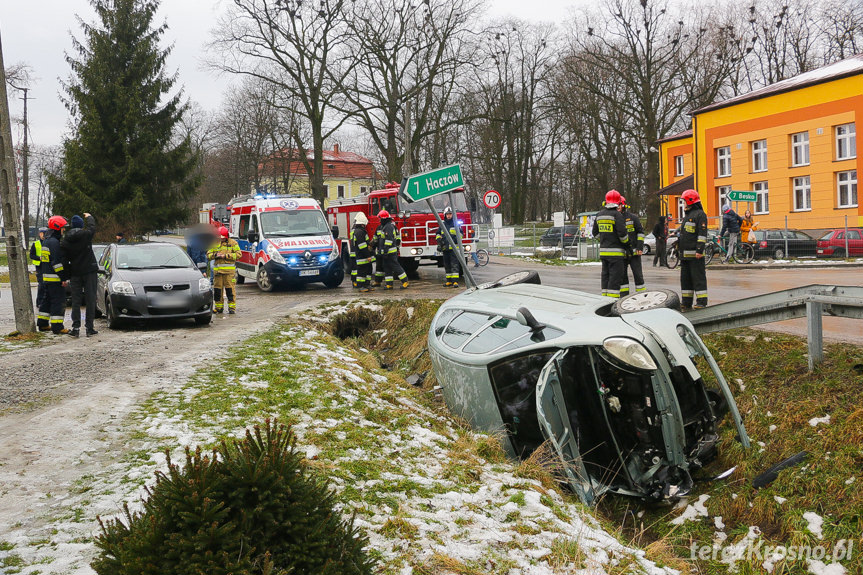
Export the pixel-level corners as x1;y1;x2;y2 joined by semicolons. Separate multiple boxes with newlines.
51;0;199;237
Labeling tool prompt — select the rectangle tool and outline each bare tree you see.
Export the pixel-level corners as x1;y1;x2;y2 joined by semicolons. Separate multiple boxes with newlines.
819;0;863;61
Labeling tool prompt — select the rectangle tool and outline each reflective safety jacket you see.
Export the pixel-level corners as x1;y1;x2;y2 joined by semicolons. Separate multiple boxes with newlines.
435;218;458;251
207;238;241;274
376;219;400;255
591;207;630;257
30;240;43;280
350;224;373;265
39;231;66;283
622;209;645;252
679;206;708;259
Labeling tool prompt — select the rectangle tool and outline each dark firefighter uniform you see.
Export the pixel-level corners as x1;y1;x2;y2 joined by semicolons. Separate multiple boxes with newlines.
376;217;408;289
620;207;646;296
350;222;374;292
679;203;709;308
29;233;46;310
37;229;68;333
207;237;241;313
592;207;631;298
436;214;461;287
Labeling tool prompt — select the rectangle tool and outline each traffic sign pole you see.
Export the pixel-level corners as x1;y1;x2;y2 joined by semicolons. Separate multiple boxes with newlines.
425;196;476;288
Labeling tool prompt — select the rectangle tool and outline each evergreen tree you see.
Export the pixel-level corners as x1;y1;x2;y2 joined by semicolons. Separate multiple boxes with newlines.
51;0;199;236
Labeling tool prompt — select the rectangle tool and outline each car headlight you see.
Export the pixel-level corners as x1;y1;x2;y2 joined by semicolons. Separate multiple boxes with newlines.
602;337;657;370
199;277;211;292
266;243;286;264
328;243;340;261
111;281;135;295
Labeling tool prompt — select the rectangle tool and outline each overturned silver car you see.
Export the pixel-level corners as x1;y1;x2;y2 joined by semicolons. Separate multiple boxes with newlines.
428;272;749;506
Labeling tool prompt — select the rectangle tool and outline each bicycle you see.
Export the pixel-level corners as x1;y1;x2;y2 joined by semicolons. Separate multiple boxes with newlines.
704;235;755;264
473;248;489;267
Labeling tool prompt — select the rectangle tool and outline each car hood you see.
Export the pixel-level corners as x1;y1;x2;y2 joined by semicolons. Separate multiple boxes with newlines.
112;267;202;284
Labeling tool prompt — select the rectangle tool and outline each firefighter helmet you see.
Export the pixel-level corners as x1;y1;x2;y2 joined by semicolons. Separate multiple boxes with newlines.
377;209;390;219
604;189;622;208
354;212;368;225
681;189;701;206
218;226;229;238
443;206;453;215
48;215;67;231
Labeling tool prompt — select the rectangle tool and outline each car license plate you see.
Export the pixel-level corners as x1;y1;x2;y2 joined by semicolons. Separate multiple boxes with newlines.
816;249;823;254
299;269;319;277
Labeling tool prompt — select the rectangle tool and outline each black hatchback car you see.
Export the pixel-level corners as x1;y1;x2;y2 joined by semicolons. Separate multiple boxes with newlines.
539;225;579;246
750;229;817;259
96;242;213;328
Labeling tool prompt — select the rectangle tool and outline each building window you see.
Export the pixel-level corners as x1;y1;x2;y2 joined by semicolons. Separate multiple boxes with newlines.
837;170;858;208
791;132;809;166
792;176;811;211
716;147;731;177
752;140;767;173
717;185;731;209
677;197;685;221
836;123;856;160
753;181;769;214
360;186;368;195
322;184;329;198
337;184;345;199
674;155;684;176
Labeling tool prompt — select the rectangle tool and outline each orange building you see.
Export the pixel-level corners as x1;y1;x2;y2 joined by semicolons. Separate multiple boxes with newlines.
658;55;861;232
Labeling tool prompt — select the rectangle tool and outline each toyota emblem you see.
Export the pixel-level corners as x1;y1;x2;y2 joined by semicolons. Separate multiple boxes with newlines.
163;283;174;291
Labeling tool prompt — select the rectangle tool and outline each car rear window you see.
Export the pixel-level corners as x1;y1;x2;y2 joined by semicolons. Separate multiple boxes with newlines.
818;231;834;241
463;317;533;354
441;311;492;349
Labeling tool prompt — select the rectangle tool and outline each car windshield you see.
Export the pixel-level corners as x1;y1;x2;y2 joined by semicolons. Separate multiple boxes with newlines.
115;244;193;269
260;209;330;237
818;231;834;241
403;192;468;213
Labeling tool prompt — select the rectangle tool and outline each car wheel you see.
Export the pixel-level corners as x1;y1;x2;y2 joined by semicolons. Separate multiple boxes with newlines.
324;274;344;288
833;248;845;258
772;246;785;260
235;271;245;285
642;244;651;255
195;313;212;325
256;266;274;292
610;288;681;315
488;270;541;288
106;297;123;329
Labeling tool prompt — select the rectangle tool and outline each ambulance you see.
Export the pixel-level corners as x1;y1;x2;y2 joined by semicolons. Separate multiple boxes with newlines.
228;194;344;291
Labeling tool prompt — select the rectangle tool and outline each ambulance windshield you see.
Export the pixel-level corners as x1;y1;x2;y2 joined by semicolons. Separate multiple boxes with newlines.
261;209;330;237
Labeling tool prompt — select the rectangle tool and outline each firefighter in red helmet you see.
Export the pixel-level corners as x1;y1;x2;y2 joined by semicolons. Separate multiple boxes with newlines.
37;215;70;333
678;189;708;309
375;210;409;289
207;226;241;313
591;190;631;298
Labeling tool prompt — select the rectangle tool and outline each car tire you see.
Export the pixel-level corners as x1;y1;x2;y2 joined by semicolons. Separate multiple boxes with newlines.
478;270;541;290
324;274;344;289
610;288;681;315
195;313;212;325
772;246;785;260
235;271;245;285
833;248;845;258
106;297;123;329
642;244;651;255
256;266;274;292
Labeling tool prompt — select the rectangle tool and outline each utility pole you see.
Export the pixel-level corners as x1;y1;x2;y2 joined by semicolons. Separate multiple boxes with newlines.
20;87;29;247
0;30;36;334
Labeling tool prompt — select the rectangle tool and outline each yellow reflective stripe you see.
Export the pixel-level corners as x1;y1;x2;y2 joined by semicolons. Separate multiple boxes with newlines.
357;242;367;249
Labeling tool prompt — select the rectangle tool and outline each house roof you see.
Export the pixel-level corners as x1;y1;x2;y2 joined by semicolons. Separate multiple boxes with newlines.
692;53;863;115
656;129;692;145
656;174;693;196
260;146;377;180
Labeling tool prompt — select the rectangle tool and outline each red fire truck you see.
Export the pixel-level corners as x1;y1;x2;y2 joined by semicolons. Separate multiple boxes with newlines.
326;182;476;274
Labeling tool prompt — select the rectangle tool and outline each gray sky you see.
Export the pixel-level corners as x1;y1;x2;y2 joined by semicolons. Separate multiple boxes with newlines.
3;0;578;149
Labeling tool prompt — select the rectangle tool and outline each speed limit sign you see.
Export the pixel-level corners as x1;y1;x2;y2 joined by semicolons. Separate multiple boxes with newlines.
483;189;502;209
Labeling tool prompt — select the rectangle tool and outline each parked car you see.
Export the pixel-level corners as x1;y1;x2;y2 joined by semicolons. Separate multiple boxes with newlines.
539;225;579;247
642;233;654;255
65;243;112;305
428;272;749;506
96;242;213;328
749;229;817;259
816;228;863;257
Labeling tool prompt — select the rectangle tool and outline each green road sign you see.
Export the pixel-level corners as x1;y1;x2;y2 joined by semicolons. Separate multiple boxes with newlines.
728;190;758;202
400;164;464;202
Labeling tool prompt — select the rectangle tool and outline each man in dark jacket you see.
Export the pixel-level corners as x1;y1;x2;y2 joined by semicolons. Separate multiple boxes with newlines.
592;190;631;298
679;190;708;309
436;207;461;287
720;204;743;263
61;213;99;337
350;212;374;292
618;197;645;296
375;210;408;290
652;216;669;267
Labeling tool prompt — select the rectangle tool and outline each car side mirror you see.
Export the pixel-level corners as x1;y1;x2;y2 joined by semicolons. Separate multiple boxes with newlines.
247;230;259;243
331;225;339;238
516;306;546;334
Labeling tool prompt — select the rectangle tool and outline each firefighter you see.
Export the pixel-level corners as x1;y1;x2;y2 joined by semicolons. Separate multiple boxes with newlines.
678;189;709;309
350;212;374;293
37;216;69;334
618;196;645;296
591;190;631;298
29;227;48;313
375;210;408;289
436;206;461;288
207;226;241;313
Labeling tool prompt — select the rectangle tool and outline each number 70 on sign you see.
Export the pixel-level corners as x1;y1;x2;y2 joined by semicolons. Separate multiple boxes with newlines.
483;189;502;209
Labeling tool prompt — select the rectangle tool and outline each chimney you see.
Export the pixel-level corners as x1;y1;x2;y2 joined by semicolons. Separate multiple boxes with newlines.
333;143;340;154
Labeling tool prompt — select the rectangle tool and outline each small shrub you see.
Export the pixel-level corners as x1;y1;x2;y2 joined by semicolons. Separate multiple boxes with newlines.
93;420;376;575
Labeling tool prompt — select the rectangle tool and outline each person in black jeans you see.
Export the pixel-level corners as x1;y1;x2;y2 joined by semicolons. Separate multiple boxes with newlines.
61;213;99;337
652;215;669;267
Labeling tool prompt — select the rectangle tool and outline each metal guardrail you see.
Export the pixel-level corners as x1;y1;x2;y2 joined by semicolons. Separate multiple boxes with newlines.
686;284;863;370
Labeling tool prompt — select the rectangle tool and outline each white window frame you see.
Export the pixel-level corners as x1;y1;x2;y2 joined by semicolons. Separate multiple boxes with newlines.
677;197;685;221
337;184;345;199
716;146;731;177
718;185;731;210
752;140;768;173
836;123;856;160
753;181;769;214
674;155;685;176
837;170;858;208
792;176;811;211
791;132;809;167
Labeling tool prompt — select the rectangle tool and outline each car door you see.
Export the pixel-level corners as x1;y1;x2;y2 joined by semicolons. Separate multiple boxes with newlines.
534;349;601;506
96;245;113;312
847;230;863;255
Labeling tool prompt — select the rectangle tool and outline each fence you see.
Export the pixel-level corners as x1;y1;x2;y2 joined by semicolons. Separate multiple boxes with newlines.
474;222;602;260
